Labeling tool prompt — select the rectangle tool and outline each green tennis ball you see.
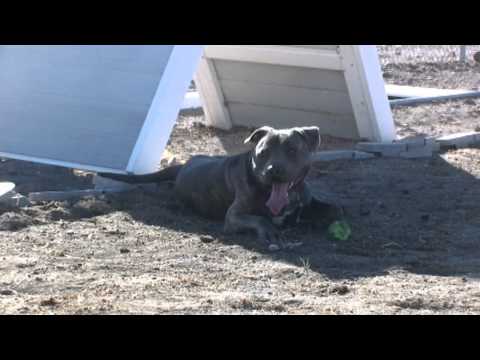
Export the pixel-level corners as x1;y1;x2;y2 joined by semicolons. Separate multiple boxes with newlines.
328;221;352;241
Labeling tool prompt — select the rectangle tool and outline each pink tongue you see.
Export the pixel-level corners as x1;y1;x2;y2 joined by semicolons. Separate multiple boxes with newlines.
266;183;290;216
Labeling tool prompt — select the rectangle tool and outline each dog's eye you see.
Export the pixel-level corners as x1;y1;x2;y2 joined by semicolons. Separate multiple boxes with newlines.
258;148;270;159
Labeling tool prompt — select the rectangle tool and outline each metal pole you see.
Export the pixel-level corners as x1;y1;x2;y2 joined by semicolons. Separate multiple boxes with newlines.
460;45;467;63
390;91;480;108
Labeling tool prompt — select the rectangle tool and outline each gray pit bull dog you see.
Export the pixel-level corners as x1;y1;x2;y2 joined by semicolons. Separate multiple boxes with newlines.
99;126;343;249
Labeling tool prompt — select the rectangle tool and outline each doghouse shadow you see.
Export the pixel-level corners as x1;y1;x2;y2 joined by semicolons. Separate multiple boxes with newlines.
2;150;480;281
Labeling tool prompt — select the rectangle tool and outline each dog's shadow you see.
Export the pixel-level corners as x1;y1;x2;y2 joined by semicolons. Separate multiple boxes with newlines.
107;184;353;277
102;150;480;281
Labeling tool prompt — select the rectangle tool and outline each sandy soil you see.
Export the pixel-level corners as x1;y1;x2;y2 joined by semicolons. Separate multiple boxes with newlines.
1;49;480;314
1;111;480;314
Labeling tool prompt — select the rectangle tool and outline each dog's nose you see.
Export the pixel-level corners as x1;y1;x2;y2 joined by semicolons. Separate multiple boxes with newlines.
265;164;286;181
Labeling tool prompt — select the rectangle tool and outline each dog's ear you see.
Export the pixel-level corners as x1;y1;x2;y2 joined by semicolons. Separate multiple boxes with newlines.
244;126;274;145
295;127;321;152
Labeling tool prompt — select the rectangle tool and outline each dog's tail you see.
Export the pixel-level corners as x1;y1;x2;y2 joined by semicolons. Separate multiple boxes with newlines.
98;165;183;184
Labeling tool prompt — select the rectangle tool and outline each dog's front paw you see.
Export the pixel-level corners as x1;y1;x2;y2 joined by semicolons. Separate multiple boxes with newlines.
258;225;280;243
257;223;285;251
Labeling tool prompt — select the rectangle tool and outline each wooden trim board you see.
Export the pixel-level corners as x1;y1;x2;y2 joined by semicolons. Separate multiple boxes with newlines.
0;151;128;175
339;45;396;142
204;45;343;71
194;55;232;129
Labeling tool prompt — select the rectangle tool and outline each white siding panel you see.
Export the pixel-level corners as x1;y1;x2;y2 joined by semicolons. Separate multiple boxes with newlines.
214;60;348;92
221;80;354;115
285;45;338;51
0;45;175;170
229;103;360;139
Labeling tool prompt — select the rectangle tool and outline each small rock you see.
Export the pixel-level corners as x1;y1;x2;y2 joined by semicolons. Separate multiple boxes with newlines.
382;241;403;249
120;248;130;254
200;235;215;244
329;285;350;295
0;190;31;208
268;244;281;252
383;71;393;79
167;157;179;167
473;51;480;63
40;298;58;307
160;150;180;168
284;242;303;249
0;289;14;296
360;209;371;216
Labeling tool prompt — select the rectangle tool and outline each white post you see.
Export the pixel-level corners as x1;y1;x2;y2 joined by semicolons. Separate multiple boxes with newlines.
340;45;397;143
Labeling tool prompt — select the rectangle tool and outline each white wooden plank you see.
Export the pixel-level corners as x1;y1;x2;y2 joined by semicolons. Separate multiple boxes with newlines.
127;45;204;175
339;45;396;142
204;45;343;71
228;103;360;139
221;79;354;115
194;56;232;129
0;151;128;175
214;59;348;92
286;45;339;51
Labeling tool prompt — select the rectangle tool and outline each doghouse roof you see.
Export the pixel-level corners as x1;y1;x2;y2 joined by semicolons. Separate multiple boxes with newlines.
0;45;203;175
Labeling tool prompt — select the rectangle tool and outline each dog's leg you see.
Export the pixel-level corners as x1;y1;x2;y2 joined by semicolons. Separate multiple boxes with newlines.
298;185;345;225
224;200;282;246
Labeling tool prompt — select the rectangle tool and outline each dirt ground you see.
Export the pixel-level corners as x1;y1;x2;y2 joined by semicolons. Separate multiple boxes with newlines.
2;51;480;315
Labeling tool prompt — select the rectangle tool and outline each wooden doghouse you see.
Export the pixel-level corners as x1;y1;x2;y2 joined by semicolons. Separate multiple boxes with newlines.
195;45;396;142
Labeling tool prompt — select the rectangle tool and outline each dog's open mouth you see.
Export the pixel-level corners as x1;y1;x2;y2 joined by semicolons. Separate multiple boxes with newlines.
266;169;308;216
266;183;290;216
